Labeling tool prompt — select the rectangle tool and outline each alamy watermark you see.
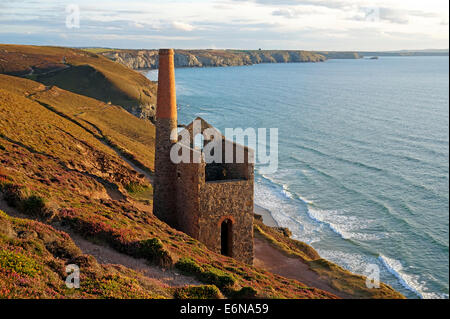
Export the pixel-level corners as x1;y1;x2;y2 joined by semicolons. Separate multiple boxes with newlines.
170;120;279;174
65;4;80;29
365;264;380;289
362;6;380;22
65;264;80;289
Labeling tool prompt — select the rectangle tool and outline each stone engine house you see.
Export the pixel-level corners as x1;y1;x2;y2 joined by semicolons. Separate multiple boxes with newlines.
153;49;254;264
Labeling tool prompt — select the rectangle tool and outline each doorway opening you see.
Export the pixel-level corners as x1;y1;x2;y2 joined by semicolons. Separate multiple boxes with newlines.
221;219;233;257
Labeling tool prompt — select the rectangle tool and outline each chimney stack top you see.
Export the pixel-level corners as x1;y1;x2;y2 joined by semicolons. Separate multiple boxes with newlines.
159;49;174;56
156;48;177;120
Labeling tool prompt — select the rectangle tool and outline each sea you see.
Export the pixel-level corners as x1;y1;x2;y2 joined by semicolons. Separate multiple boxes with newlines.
144;56;449;299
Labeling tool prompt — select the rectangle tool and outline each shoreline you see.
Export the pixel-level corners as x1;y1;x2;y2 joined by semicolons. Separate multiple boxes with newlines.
252;203;406;299
255;204;279;227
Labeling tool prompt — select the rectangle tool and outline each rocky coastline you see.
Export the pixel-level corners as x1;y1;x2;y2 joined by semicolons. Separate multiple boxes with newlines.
99;49;332;70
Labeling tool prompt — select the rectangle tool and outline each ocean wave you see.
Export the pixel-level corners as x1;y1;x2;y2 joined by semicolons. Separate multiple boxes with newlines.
260;172;316;204
292;143;385;173
260;174;291;197
254;178;320;244
257;173;385;244
278;162;446;246
257;167;445;299
318;249;376;278
307;207;383;241
378;254;446;299
291;146;446;203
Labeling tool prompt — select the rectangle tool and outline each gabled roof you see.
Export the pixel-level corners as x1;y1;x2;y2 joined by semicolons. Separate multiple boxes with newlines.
179;117;254;159
182;117;222;140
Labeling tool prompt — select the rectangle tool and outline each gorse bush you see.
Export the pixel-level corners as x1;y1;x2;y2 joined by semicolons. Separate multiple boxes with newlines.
125;183;152;195
0;249;40;277
175;258;236;289
0;183;47;216
175;257;203;274
201;266;236;289
22;195;47;215
174;285;222;299
125;182;153;202
139;238;173;267
230;286;258;299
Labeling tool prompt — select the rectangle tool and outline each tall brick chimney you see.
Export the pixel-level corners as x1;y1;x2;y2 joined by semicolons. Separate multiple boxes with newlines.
153;49;178;226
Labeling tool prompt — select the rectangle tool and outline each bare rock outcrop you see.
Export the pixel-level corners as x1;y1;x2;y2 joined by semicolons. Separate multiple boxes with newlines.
101;50;327;70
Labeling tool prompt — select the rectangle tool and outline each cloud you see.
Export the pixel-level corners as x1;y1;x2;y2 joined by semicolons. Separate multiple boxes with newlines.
378;8;409;24
172;21;195;31
351;7;446;25
408;10;441;18
272;7;317;19
231;0;357;10
130;22;145;29
0;0;448;50
350;7;409;24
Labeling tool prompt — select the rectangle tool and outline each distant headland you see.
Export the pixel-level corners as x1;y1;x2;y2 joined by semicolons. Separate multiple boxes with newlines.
83;48;449;70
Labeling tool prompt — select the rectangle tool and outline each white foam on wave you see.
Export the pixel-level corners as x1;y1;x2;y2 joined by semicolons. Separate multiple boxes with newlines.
307;207;383;241
297;194;315;205
254;177;321;244
378;254;445;299
281;185;294;199
260;172;315;204
255;173;446;299
256;173;383;242
319;249;376;276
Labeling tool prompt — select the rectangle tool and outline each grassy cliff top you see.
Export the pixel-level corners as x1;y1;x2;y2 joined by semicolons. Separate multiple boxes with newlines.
0;45;404;299
0;44;157;121
0;74;338;299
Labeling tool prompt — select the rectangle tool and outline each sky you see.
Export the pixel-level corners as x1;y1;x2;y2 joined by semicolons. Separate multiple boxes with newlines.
0;0;448;51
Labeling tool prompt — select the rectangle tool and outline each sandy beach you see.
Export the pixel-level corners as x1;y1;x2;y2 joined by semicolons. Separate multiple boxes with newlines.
255;204;279;227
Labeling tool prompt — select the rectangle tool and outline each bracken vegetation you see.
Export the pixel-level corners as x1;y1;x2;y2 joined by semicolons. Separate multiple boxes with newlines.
0;44;157;121
0;210;171;299
0;45;404;299
0;69;338;299
174;285;223;299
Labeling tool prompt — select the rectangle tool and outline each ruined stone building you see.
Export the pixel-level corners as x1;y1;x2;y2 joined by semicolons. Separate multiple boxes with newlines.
153;49;254;264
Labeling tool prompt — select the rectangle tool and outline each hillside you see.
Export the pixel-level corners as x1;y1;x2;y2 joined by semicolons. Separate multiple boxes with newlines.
0;44;157;121
0;45;404;299
90;49;327;70
0;74;341;299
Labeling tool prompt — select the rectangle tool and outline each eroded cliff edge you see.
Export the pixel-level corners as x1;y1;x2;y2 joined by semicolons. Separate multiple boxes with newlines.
97;49;332;70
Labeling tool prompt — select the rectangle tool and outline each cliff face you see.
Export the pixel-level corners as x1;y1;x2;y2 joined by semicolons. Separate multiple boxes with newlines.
0;44;157;122
100;50;327;70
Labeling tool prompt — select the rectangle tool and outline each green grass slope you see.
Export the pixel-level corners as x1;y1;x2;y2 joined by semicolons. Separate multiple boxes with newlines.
0;74;337;299
0;50;404;299
0;210;172;299
0;44;157;121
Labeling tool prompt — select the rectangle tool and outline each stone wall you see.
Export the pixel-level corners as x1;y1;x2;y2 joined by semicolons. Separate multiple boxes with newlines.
176;147;204;238
172;118;255;264
175;156;255;264
153;118;178;227
198;178;254;264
